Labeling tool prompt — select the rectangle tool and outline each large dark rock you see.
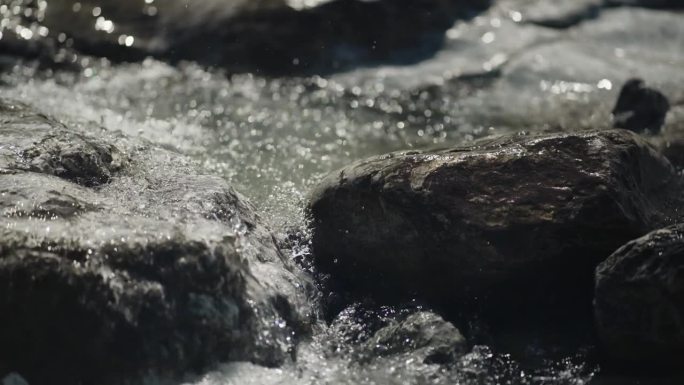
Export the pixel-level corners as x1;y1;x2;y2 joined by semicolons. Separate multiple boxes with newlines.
1;0;490;75
0;99;312;385
309;129;682;315
166;0;490;75
595;224;684;370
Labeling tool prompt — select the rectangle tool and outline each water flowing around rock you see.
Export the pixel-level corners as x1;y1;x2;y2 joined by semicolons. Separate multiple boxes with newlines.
0;99;312;384
1;0;684;384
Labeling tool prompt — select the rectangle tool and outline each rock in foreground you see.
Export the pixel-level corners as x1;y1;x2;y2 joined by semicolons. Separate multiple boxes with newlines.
595;224;684;370
309;129;682;315
0;99;311;385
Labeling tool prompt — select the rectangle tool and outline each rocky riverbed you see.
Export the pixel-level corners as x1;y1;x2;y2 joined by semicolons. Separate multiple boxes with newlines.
1;1;684;385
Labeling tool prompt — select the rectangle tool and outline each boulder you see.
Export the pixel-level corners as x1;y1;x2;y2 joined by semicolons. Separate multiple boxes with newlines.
595;224;684;370
0;99;312;385
165;0;490;75
361;311;467;364
309;129;683;314
1;0;491;75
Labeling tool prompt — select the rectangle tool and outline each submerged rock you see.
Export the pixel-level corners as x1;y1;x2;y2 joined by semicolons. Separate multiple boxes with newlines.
324;305;466;366
0;99;312;385
594;224;684;371
309;129;682;315
362;311;467;364
613;78;670;134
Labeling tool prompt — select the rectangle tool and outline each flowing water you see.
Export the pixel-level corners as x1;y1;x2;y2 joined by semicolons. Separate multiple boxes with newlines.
1;0;684;384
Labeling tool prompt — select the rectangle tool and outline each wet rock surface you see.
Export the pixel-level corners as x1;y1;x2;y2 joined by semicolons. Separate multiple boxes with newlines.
595;224;684;371
323;305;467;366
361;311;467;364
166;0;492;75
0;99;312;385
0;102;124;185
309;129;683;314
0;0;491;75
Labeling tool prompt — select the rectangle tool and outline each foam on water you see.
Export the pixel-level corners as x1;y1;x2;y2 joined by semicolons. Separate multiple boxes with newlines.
0;55;625;232
0;58;464;232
